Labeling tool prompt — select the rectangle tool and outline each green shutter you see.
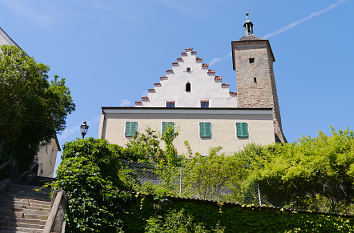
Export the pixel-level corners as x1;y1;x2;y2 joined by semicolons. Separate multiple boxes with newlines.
242;122;249;137
125;122;138;137
200;122;212;138
162;122;174;134
236;122;248;138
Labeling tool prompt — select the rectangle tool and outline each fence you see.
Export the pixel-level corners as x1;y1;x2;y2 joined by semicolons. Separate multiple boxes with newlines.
119;159;268;207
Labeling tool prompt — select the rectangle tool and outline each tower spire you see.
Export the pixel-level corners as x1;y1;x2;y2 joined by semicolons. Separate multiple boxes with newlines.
243;11;254;35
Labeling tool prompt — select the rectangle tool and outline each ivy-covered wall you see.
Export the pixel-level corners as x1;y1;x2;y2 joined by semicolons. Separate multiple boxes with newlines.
126;194;353;233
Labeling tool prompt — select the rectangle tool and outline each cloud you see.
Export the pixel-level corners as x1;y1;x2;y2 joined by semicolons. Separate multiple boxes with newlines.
120;99;132;107
209;52;232;66
0;0;59;29
263;0;348;39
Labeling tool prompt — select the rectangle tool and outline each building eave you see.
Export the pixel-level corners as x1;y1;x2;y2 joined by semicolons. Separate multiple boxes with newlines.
101;107;273;115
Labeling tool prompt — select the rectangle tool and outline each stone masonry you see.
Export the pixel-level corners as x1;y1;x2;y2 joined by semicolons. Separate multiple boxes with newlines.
232;38;287;143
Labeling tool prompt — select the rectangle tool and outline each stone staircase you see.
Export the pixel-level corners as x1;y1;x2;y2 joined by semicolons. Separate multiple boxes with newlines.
0;182;52;233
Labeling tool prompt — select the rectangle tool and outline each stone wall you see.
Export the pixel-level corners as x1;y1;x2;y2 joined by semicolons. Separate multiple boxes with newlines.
232;40;286;142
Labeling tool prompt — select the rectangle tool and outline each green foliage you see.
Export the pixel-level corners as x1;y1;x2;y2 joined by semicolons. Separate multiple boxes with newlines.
0;45;75;171
53;138;132;232
54;128;354;232
236;128;354;214
54;156;127;232
134;194;354;233
145;209;224;233
182;147;243;200
124;127;162;162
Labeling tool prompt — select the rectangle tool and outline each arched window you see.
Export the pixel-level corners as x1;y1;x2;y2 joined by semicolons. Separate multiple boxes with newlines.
186;82;191;92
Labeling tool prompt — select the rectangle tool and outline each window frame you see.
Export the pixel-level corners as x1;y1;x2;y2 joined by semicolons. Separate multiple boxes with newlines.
125;121;138;137
200;100;209;108
186;82;191;92
166;101;175;108
199;122;212;139
236;122;249;138
162;121;175;134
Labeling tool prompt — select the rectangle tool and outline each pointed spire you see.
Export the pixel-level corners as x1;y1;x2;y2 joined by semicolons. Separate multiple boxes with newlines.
243;11;254;35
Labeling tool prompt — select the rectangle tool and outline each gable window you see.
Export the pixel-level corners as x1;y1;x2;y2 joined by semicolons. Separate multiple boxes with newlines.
186;67;192;72
162;122;175;134
125;122;138;137
201;100;209;108
186;82;191;92
236;122;249;138
199;122;212;138
166;101;175;108
249;58;255;63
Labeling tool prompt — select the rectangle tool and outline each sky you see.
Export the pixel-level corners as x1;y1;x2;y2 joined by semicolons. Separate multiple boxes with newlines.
0;0;353;174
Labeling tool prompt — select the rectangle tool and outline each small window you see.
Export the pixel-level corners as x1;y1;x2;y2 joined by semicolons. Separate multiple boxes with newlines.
186;67;192;72
201;101;209;108
249;58;255;63
166;101;175;108
254;78;257;83
200;122;212;138
186;82;191;92
162;122;175;134
125;122;138;137
236;122;249;138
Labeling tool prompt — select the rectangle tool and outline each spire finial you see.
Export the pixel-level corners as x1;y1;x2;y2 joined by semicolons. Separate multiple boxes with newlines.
243;10;254;35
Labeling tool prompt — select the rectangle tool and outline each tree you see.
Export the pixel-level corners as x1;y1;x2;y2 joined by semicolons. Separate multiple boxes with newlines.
0;45;75;171
238;128;354;213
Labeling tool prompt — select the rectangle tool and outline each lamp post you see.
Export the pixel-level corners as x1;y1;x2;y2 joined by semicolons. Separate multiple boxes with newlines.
80;121;89;139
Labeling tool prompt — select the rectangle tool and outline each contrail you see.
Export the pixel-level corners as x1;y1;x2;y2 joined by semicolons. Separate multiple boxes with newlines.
209;0;348;66
263;0;348;39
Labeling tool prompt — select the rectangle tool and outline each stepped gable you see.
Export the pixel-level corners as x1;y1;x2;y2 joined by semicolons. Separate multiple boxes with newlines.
135;48;236;107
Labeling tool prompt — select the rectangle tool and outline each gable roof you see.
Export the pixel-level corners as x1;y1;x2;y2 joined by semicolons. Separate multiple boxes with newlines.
0;26;21;48
135;48;236;107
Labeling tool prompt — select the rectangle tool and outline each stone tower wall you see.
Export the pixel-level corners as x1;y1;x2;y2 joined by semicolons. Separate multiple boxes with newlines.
233;40;286;142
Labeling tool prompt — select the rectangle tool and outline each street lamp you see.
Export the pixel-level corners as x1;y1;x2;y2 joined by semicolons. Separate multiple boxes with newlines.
80;121;89;139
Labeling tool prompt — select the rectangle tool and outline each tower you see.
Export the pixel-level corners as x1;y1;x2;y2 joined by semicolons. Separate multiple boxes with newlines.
231;13;286;142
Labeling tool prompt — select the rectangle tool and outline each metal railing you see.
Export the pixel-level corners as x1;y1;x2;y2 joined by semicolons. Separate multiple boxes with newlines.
0;159;14;172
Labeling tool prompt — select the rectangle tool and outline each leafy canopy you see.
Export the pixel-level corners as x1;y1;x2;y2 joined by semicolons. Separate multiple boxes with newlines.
0;45;75;170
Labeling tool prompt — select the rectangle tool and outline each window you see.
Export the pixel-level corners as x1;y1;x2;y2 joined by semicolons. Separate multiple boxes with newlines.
125;122;138;137
249;58;255;63
201;100;209;108
236;122;249;138
162;122;175;134
254;78;257;83
166;101;175;108
186;67;192;72
186;82;191;92
199;122;212;138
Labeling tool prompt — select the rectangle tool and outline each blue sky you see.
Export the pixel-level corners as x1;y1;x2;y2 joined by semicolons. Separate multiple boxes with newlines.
0;0;353;173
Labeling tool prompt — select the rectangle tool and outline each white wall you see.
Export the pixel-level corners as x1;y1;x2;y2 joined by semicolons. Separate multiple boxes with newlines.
100;108;275;155
137;49;237;108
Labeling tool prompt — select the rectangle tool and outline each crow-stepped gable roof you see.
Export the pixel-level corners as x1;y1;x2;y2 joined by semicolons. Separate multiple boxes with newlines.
135;48;237;108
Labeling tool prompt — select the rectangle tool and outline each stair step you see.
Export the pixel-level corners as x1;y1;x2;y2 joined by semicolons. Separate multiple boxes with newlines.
0;227;42;233
0;196;50;204
0;221;45;230
1;203;50;211
0;217;46;226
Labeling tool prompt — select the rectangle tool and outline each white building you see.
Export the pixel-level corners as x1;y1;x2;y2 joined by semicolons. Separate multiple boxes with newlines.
99;14;286;155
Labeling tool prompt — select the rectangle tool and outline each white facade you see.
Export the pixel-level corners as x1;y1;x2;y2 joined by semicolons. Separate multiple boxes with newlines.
136;49;237;108
99;108;275;155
